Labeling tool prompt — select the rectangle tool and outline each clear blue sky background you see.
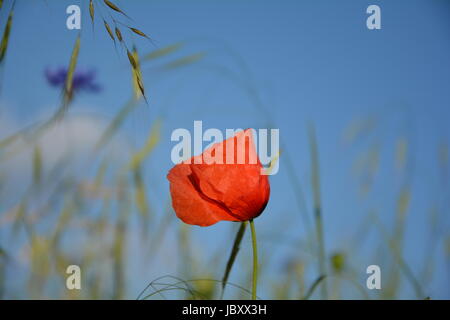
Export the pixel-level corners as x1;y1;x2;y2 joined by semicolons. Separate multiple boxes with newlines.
1;0;449;299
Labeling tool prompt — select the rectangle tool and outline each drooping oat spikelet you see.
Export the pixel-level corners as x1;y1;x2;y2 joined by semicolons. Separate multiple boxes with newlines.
103;20;115;42
0;8;13;64
89;0;94;24
127;49;137;69
115;27;123;42
129;27;149;40
104;0;129;18
130;47;146;100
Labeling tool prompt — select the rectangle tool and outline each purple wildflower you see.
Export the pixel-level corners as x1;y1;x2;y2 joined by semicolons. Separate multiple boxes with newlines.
45;67;102;93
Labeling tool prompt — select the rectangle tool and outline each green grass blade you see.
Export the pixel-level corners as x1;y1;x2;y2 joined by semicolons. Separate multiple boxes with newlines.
95;97;139;149
221;222;247;298
308;123;328;299
128;119;161;171
302;275;326;300
162;52;206;70
32;146;42;186
64;35;80;104
142;42;184;61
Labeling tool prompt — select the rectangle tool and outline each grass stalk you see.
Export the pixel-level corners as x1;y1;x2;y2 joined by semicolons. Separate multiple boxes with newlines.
309;124;328;299
221;222;247;299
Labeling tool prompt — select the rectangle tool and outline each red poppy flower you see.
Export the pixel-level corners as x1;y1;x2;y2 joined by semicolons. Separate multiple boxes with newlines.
167;129;270;226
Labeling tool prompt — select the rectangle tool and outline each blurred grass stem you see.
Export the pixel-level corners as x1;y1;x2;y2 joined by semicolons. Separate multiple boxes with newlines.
309;124;328;299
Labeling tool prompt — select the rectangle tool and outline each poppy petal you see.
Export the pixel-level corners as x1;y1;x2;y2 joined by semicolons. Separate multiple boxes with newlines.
189;129;270;221
167;128;270;226
167;163;240;226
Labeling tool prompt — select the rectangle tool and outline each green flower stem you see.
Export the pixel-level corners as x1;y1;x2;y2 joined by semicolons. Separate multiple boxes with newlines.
250;219;258;300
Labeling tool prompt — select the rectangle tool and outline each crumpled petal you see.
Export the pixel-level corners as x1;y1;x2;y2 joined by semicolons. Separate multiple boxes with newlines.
190;130;270;221
167;164;239;226
167;129;270;226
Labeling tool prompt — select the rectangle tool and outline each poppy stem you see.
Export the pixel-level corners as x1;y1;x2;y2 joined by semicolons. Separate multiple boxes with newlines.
249;219;258;300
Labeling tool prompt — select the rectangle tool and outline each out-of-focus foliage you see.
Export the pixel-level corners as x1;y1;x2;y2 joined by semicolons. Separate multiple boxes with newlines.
0;2;448;301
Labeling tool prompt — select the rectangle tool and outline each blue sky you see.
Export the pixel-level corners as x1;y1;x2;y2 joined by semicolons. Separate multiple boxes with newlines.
1;0;449;299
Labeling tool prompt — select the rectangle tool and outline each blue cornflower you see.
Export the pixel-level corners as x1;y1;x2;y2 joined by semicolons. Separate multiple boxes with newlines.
45;67;101;93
